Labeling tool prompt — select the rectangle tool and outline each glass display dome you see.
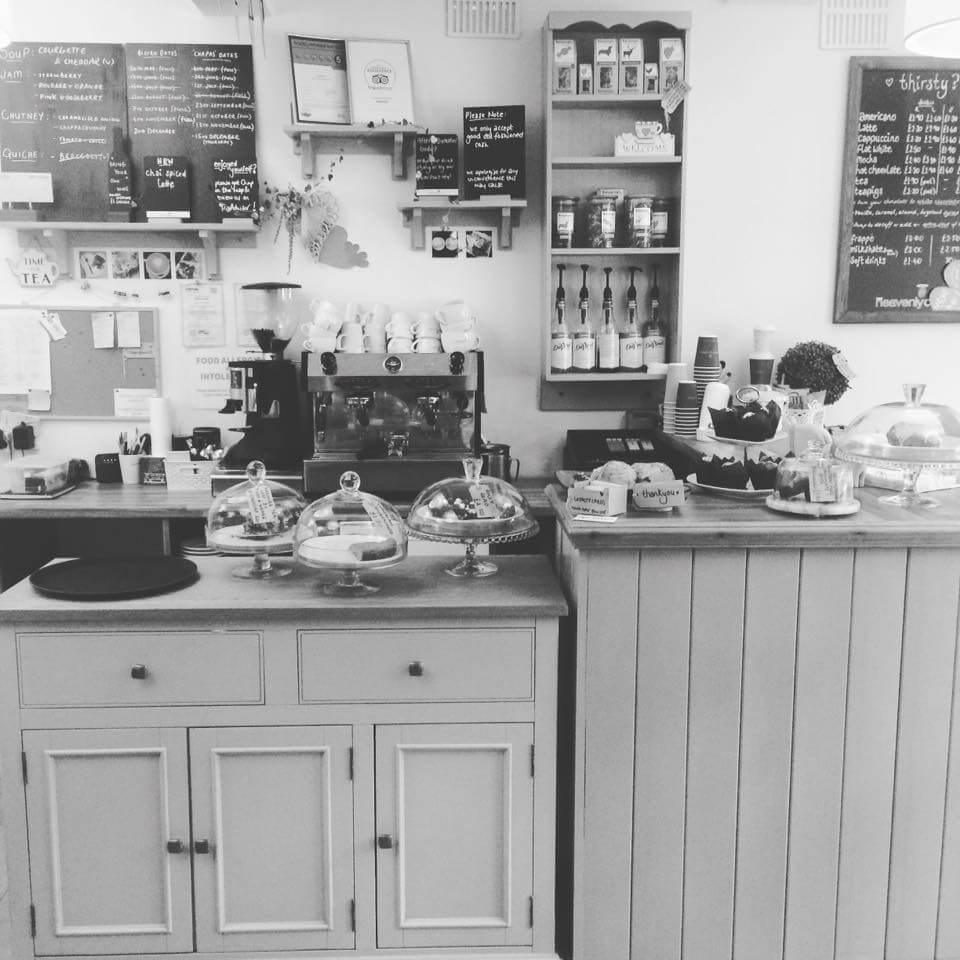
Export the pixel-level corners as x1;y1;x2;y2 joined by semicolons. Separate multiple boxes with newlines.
206;460;307;578
406;457;539;578
835;383;960;507
293;471;407;595
766;442;859;517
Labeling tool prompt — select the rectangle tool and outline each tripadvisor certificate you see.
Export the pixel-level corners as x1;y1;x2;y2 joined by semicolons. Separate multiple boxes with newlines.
289;36;350;124
346;39;414;125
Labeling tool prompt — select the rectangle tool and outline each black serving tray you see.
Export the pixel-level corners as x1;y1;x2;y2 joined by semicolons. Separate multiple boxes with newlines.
30;557;199;601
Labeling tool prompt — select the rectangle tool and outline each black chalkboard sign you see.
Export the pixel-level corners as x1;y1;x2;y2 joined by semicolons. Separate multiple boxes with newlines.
125;44;258;223
0;42;126;220
462;105;525;200
0;42;257;224
836;57;960;323
415;134;459;197
141;155;190;219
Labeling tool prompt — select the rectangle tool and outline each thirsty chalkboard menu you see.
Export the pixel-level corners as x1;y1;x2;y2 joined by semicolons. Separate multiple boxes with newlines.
836;57;960;323
462;105;525;200
0;41;257;224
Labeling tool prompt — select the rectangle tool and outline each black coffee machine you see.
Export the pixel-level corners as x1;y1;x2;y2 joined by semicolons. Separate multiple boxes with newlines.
220;282;311;472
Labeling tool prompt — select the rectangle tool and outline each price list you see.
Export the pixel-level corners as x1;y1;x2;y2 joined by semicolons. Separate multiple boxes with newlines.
838;60;960;323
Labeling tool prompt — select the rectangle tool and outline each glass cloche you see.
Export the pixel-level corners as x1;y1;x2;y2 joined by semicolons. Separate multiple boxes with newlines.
766;441;859;517
406;457;539;578
206;460;307;579
293;471;407;595
835;383;960;507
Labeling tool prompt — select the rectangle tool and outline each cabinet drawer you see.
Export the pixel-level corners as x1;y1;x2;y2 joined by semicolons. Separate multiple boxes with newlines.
18;631;263;706
299;628;533;702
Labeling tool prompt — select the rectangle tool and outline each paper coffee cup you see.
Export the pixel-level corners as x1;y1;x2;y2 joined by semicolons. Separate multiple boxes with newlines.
749;354;775;386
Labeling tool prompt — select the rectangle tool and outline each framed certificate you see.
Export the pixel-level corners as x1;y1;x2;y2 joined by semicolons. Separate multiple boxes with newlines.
288;35;351;124
345;39;414;125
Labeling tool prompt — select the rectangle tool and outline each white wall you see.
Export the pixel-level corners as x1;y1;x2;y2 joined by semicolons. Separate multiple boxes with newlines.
2;0;949;478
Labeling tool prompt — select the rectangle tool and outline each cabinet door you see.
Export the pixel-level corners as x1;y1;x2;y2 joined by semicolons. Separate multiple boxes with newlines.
375;723;534;948
190;726;355;953
23;728;193;956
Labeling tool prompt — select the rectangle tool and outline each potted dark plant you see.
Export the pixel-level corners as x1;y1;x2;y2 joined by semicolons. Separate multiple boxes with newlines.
775;340;851;406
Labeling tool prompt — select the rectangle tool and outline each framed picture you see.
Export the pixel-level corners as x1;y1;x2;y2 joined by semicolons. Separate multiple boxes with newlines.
288;35;351;125
346;39;414;125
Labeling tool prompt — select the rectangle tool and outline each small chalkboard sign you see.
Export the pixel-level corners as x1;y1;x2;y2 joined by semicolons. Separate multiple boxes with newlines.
415;134;459;197
142;155;190;220
462;105;525;200
836;57;960;323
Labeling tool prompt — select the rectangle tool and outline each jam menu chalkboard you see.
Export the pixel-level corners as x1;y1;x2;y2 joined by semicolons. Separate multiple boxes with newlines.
0;43;126;221
836;57;960;323
462;105;525;200
0;41;257;223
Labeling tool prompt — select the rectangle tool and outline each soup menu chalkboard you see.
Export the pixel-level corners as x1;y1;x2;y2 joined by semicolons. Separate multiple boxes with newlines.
0;41;257;224
836;57;960;323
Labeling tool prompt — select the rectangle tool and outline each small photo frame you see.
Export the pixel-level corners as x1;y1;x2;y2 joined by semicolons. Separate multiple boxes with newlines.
144;251;173;280
429;228;461;258
110;250;141;280
174;250;205;280
464;229;494;259
77;250;108;279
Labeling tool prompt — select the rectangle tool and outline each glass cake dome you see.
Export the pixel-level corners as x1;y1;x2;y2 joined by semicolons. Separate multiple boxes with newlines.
834;383;960;507
293;471;407;595
406;457;539;578
206;460;307;579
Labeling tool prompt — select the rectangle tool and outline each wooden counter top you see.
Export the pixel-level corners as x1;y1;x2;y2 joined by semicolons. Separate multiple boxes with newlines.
0;554;568;623
547;482;960;549
0;477;555;519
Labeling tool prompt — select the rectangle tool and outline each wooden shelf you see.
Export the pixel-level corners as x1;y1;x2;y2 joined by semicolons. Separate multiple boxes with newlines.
544;371;666;383
284;123;425;180
398;198;527;250
0;220;258;280
551;246;680;256
552;93;664;106
553;155;681;167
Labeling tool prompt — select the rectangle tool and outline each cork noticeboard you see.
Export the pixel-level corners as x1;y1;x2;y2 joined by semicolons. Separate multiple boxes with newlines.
0;306;159;419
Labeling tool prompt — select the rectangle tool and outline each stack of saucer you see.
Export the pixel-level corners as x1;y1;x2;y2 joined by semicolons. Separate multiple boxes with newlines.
179;536;217;558
693;334;722;406
673;380;700;438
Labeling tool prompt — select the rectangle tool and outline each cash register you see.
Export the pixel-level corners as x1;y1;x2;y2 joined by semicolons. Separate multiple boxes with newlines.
563;418;697;478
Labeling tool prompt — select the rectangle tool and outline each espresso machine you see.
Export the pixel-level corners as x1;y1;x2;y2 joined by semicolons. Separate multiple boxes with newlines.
219;282;312;473
301;350;485;496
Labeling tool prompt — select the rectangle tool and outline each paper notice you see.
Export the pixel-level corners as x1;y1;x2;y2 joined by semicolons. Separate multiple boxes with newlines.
116;311;142;348
38;311;67;341
113;388;155;418
92;312;115;348
182;282;226;347
0;310;52;394
27;389;52;411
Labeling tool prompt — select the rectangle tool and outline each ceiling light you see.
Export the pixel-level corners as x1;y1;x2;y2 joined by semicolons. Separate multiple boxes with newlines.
904;0;960;56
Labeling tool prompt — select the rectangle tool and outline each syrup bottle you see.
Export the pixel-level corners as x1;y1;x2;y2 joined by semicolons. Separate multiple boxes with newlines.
550;264;573;373
619;266;644;371
597;266;619;372
572;263;596;372
642;263;667;366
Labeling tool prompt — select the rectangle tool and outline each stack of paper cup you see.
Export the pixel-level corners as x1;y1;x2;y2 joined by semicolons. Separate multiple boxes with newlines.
693;334;722;407
673;380;700;438
661;362;688;434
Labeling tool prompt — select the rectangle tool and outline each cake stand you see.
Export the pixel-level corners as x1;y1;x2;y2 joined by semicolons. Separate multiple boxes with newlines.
406;527;539;578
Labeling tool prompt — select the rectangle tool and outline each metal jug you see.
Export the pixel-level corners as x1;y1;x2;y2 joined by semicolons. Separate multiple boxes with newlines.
480;442;519;482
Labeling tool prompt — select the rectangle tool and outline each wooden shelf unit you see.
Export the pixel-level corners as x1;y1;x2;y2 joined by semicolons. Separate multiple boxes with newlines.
398;197;528;250
284;123;425;180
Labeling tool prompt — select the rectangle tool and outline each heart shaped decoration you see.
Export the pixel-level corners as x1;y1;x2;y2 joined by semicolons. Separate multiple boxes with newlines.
664;43;675;58
885;77;894;87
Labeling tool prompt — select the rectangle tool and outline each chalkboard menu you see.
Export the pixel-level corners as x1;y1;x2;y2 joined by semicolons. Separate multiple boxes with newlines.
0;41;257;224
125;44;257;223
836;57;960;323
415;134;459;197
462;105;525;200
0;43;127;221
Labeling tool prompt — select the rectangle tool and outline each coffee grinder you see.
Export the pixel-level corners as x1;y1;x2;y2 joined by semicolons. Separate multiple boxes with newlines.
220;283;311;472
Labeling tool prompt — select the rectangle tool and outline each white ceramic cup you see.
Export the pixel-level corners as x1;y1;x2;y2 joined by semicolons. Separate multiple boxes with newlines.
119;454;142;485
308;300;343;333
440;330;480;353
411;311;441;339
337;323;366;353
343;301;365;326
386;312;413;338
364;327;387;353
304;333;338;354
364;303;390;330
413;337;442;353
387;336;413;353
435;300;476;330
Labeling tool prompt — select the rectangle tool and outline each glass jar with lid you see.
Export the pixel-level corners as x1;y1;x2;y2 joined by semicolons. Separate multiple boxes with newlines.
587;196;618;248
650;198;671;246
551;195;578;248
626;195;653;247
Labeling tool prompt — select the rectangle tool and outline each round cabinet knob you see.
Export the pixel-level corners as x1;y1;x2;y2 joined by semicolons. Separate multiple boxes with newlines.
407;660;424;677
194;839;212;855
130;664;148;680
377;834;394;850
166;839;186;854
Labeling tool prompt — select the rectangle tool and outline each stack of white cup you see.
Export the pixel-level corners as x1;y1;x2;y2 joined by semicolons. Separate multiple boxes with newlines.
435;300;480;352
301;299;342;354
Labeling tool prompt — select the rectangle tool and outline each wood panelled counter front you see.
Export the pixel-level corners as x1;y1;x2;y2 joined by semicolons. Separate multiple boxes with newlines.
0;556;566;960
548;484;960;960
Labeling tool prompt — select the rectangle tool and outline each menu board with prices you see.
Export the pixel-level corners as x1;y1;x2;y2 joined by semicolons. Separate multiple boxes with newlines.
462;105;525;200
0;41;257;224
0;43;126;221
836;57;960;323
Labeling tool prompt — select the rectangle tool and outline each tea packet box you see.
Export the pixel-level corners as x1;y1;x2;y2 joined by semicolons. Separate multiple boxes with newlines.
567;479;628;516
553;38;577;94
619;37;644;95
659;37;684;95
643;63;659;93
577;63;593;95
594;37;619;94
